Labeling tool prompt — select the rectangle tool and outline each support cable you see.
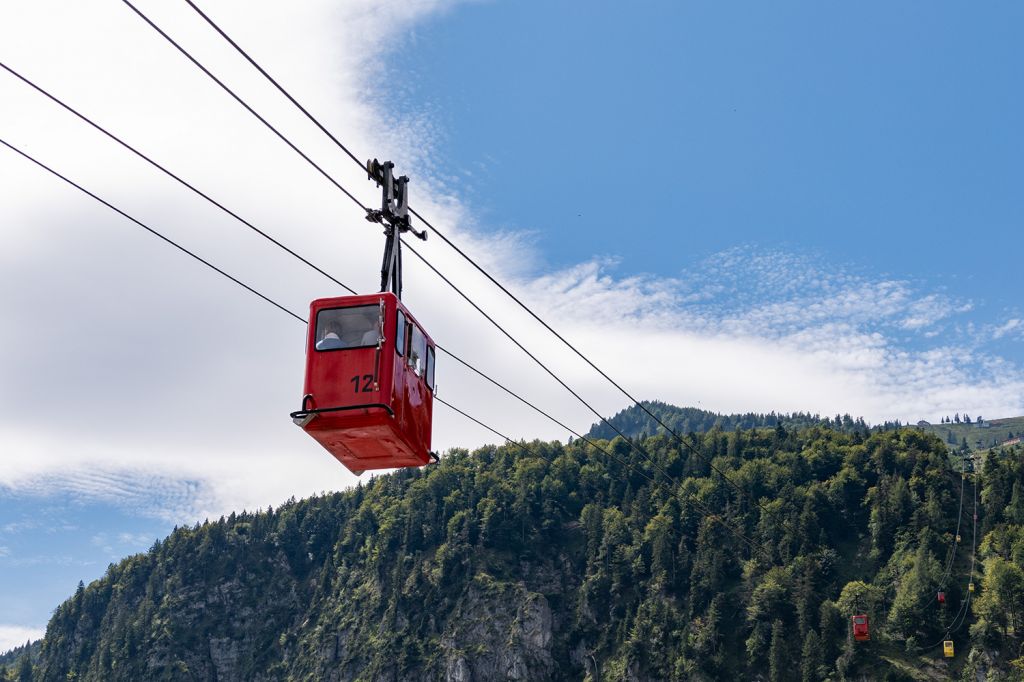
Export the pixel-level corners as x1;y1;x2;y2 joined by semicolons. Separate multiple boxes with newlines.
919;470;979;652
403;240;682;489
120;0;371;215
911;468;966;616
0;61;357;296
0;137;304;324
3;135;765;558
0;63;694;523
941;472;967;588
412;205;784;523
437;348;771;558
134;0;774;522
155;0;777;524
20;0;778;552
182;0;365;172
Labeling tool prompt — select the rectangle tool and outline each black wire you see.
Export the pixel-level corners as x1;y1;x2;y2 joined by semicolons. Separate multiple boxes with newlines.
1;131;765;558
170;0;775;524
918;471;979;652
942;472;967;587
908;468;966;620
182;0;365;172
406;245;775;557
0;61;358;297
0;60;698;533
0;137;306;324
435;391;769;559
120;0;371;215
45;2;771;553
162;0;777;529
410;211;785;528
402;240;681;487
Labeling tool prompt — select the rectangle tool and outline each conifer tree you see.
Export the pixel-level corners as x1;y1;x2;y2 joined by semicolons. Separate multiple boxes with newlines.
801;629;822;682
769;619;788;682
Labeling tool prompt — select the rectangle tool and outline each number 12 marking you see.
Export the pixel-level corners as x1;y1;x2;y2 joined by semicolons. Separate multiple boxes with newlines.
350;374;375;393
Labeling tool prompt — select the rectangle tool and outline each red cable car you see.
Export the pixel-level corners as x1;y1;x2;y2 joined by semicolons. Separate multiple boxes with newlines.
937;591;946;604
291;158;437;474
851;614;870;642
292;293;436;473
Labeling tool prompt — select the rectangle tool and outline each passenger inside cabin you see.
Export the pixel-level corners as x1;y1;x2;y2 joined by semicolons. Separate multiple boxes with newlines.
316;324;344;350
315;306;381;351
340;310;379;347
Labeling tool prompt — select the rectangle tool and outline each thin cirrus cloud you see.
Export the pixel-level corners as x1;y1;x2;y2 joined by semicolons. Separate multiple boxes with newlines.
0;0;1022;527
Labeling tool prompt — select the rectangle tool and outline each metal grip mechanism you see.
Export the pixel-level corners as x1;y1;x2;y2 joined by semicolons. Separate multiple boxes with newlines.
364;159;427;300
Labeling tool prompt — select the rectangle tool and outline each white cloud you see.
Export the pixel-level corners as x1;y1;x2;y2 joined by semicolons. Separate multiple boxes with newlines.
0;0;1022;529
993;318;1022;340
0;625;45;655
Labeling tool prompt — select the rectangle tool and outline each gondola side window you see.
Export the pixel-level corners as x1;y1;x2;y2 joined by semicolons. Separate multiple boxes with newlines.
425;346;435;390
315;305;380;351
408;325;427;377
395;310;407;356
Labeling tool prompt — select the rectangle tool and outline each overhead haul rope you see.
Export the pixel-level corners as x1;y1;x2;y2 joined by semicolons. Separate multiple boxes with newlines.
0;137;304;324
1;59;733;550
436;353;771;558
0;137;766;558
908;466;966;617
120;2;771;544
0;61;359;297
121;0;671;489
1;42;771;556
172;0;787;531
918;469;978;652
120;0;370;214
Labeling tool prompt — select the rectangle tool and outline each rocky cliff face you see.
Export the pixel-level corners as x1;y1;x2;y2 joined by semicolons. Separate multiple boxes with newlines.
440;582;554;682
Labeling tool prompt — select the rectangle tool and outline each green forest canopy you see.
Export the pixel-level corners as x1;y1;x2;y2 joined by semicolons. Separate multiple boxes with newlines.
5;421;1024;681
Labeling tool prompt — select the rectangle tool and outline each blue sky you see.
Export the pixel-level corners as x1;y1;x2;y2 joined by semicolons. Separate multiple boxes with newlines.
392;0;1023;359
0;0;1021;650
0;493;165;630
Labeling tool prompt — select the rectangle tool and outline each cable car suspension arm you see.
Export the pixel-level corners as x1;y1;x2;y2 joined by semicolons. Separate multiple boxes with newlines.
365;159;426;299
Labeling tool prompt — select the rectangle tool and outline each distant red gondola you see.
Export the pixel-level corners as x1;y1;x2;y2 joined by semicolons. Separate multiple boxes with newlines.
852;614;869;642
937;591;946;604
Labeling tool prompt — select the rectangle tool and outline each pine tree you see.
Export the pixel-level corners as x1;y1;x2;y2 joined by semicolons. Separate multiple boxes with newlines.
801;629;822;682
16;654;32;682
769;619;788;682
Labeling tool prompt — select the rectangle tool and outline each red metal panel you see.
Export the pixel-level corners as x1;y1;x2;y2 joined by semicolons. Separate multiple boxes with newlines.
851;615;870;641
298;293;434;473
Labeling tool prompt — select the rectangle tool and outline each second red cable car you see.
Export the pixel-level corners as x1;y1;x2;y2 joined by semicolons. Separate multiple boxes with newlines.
851;614;870;642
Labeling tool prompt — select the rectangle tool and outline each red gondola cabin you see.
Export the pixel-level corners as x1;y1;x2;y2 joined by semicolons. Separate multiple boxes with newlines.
851;614;870;642
937;591;946;604
292;293;435;474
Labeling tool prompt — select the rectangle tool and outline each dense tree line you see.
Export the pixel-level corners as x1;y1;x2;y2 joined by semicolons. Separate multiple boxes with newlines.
5;425;1024;680
586;402;870;441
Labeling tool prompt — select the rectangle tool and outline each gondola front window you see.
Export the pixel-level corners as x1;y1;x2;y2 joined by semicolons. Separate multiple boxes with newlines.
315;306;380;351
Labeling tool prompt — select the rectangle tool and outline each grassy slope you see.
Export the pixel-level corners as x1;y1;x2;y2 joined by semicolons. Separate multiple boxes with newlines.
916;416;1024;452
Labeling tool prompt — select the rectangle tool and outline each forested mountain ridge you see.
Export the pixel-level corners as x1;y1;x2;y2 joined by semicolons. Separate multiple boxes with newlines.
5;424;1024;681
586;402;870;441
